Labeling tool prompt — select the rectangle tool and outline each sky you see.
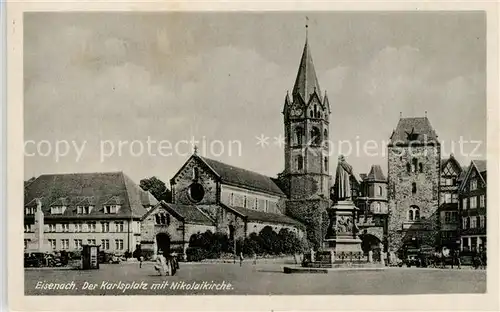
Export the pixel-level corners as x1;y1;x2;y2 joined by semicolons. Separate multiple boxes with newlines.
24;12;486;184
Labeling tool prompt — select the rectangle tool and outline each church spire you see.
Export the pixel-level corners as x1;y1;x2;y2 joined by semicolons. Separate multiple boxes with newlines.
292;21;321;104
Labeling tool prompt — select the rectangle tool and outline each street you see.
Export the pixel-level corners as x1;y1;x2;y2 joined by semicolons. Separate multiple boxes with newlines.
25;261;486;295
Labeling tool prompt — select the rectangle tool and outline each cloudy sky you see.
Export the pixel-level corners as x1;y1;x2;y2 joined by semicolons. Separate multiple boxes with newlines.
24;12;486;184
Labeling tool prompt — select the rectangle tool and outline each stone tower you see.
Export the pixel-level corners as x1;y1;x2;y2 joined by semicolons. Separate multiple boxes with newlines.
283;34;331;249
387;116;441;255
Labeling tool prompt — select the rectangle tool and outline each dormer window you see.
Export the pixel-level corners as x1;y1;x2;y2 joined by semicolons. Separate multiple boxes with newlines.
104;205;120;214
50;206;66;215
25;207;35;215
77;205;93;214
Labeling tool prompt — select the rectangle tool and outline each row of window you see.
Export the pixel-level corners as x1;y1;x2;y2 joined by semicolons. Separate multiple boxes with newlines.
462;195;486;210
293;126;328;146
228;193;278;213
24;205;121;216
294;155;328;172
462;215;486;229
441;192;459;204
444;211;458;223
24;239;124;250
155;213;171;225
24;221;126;233
406;158;424;174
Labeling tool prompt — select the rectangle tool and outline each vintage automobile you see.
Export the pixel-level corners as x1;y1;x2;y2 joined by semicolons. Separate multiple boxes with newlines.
24;252;59;267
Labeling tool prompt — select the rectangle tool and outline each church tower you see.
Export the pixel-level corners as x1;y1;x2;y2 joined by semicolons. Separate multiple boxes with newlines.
283;33;331;199
284;28;331;249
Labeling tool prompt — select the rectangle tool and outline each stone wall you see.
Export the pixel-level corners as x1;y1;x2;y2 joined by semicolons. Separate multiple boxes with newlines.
171;157;218;205
387;145;440;253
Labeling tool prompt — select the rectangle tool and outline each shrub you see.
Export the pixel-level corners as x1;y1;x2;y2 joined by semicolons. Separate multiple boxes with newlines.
186;247;207;262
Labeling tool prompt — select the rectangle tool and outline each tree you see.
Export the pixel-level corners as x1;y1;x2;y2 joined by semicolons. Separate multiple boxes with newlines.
139;176;172;203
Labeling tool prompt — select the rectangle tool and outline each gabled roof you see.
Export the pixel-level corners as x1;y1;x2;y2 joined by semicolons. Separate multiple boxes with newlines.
459;160;487;192
49;197;69;206
366;165;387;182
389;117;439;145
292;39;321;105
75;196;96;206
24;171;154;219
221;203;304;228
197;156;285;197
441;154;462;176
141;201;214;226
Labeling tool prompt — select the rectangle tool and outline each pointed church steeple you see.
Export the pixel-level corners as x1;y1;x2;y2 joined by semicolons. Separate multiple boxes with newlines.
292;30;321;104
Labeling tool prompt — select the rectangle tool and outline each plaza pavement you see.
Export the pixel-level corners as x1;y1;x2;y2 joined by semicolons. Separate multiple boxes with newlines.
25;261;486;295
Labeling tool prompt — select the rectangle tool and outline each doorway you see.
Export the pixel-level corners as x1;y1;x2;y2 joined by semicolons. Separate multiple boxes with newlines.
156;233;171;255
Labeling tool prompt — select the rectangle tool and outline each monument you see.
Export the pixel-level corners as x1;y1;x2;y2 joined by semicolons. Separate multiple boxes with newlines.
26;198;51;252
323;155;363;259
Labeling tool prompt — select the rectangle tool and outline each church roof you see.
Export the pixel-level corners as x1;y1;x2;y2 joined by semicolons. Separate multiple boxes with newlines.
365;165;386;182
389;117;439;145
147;202;215;226
222;204;304;228
198;156;285;197
24;172;157;219
292;39;321;104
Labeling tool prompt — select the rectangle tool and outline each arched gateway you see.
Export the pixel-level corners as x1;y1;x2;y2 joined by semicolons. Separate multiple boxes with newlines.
156;233;171;255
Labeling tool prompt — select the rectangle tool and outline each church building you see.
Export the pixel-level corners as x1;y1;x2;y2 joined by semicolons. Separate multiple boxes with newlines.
140;32;331;256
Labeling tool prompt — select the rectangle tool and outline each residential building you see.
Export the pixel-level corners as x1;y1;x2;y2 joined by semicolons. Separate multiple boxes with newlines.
24;172;158;254
459;160;487;252
438;154;463;249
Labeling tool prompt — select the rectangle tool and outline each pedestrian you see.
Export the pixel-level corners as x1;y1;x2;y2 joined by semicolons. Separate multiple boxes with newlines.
139;255;144;268
253;251;257;265
239;252;244;267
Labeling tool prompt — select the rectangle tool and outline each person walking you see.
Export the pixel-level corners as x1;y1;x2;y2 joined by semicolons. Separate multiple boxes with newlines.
139;255;144;268
239;252;244;267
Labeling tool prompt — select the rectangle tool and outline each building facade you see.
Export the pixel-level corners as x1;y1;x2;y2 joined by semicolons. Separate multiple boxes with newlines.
459;160;487;252
355;165;389;257
24;172;158;254
438;155;463;249
139;154;306;258
387;117;441;255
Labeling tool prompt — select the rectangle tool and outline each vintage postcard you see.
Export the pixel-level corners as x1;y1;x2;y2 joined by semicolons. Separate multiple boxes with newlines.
7;1;499;311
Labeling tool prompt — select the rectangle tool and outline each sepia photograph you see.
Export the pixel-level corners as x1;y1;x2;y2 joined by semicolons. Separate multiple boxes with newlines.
17;9;492;301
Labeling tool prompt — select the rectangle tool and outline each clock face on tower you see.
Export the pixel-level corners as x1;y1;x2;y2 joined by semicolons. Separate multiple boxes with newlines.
291;105;303;117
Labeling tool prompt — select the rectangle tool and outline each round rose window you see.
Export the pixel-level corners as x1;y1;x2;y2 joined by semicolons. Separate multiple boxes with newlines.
188;183;205;203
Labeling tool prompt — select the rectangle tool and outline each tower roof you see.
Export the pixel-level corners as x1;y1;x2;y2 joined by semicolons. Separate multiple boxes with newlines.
389;117;439;145
292;39;321;104
366;165;387;182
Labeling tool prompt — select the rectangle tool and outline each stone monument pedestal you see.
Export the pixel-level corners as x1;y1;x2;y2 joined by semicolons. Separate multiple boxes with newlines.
323;200;363;261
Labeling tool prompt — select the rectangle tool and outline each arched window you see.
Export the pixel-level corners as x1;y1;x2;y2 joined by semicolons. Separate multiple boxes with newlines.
230;193;234;206
419;163;423;173
412;182;417;194
412;158;418;173
243;196;247;208
406;163;411;173
378;186;383;196
408;205;420;221
309;110;313;118
193;167;199;180
296;155;303;171
310;127;321;145
314;105;318;118
324;157;328;171
374;202;381;213
295;127;303;145
324;129;328;140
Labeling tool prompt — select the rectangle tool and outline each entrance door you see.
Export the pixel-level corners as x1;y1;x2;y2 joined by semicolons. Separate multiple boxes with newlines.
361;234;382;261
156;233;171;255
